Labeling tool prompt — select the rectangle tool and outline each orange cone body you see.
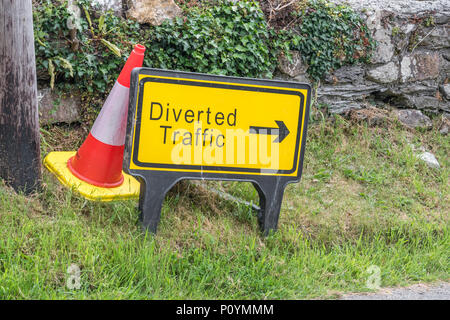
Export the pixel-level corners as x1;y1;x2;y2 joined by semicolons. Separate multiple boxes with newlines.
68;44;146;188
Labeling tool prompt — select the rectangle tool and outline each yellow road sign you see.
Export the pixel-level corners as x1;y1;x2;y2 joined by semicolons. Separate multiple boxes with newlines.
124;68;311;235
126;69;310;178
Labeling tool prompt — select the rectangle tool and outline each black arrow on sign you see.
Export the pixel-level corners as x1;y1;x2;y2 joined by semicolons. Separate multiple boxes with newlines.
249;120;290;143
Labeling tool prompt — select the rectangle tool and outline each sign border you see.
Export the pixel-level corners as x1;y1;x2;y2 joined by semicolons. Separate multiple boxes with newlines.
126;68;311;179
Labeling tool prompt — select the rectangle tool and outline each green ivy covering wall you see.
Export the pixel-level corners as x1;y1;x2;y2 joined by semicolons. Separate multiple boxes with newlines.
33;0;375;116
290;0;375;80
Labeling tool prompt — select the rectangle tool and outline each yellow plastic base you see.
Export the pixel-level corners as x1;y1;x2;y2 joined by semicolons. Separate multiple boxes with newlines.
43;151;140;201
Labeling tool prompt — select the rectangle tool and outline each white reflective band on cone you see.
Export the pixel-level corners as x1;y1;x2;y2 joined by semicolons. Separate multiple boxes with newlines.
91;81;130;146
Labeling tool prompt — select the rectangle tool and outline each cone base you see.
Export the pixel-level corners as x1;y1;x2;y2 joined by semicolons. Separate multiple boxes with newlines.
68;156;124;188
44;151;140;202
67;133;125;188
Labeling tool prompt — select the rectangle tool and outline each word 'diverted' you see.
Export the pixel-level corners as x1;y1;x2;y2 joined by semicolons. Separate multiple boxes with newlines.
124;68;310;234
150;102;233;148
149;102;237;128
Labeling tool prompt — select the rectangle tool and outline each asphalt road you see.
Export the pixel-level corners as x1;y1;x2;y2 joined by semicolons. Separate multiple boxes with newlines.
340;282;450;300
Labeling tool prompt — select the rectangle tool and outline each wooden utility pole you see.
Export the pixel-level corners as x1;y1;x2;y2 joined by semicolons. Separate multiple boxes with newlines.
0;0;41;194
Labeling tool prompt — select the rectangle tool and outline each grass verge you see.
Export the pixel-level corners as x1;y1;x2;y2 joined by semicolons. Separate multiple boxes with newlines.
0;116;448;299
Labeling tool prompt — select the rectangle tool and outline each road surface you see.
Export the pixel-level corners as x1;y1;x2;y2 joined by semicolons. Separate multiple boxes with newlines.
340;282;450;300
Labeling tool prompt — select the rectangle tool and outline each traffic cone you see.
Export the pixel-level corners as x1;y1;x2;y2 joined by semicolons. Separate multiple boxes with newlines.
43;44;145;201
68;44;146;187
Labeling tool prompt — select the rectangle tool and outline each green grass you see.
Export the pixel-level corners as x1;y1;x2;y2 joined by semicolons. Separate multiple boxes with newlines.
0;116;448;299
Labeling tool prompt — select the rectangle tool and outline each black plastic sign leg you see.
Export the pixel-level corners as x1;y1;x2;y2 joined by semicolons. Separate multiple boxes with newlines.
138;175;177;233
252;178;287;236
137;174;288;236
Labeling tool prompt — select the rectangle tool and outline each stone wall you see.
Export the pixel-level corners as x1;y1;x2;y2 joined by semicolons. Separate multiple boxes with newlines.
277;0;450;115
94;0;450;115
38;0;449;125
